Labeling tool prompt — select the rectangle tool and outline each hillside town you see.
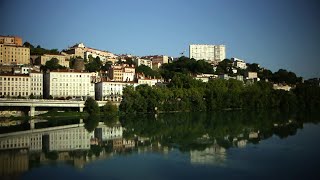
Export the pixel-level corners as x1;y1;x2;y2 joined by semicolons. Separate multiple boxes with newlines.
2;35;311;102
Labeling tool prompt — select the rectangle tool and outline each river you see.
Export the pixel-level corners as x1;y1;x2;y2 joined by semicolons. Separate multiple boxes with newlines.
0;110;319;179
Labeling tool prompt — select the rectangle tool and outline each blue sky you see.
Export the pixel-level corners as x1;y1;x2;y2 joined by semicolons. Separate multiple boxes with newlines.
0;0;319;78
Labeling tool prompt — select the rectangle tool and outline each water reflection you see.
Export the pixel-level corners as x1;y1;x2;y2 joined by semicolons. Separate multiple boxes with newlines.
0;121;134;178
0;110;319;178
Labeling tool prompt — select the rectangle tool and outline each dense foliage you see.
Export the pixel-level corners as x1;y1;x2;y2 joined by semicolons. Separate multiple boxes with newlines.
85;55;103;72
84;97;100;115
160;56;214;81
120;74;320;113
136;65;160;78
23;42;59;55
41;58;67;71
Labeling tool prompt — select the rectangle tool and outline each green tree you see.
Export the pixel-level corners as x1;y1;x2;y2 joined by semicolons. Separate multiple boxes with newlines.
84;114;100;132
84;97;100;115
136;65;160;78
44;58;65;71
85;56;102;72
101;102;118;125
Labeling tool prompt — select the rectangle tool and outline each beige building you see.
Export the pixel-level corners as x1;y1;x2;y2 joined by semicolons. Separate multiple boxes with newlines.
109;64;135;82
245;72;258;79
189;44;226;62
44;70;95;99
35;54;69;67
141;55;169;70
0;74;31;97
135;58;152;69
64;43;86;58
0;36;22;46
109;65;123;81
30;71;43;97
0;44;30;65
64;43;117;63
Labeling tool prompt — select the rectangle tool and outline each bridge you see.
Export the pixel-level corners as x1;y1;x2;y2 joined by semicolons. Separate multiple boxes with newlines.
0;99;120;117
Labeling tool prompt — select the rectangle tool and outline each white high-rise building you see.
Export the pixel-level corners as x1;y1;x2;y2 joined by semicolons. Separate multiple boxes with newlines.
189;44;226;62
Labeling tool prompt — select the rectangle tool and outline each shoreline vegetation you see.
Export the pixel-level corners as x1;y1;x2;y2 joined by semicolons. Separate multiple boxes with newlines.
119;78;320;114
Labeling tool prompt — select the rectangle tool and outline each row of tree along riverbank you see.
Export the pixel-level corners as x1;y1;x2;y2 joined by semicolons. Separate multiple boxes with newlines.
119;74;320;113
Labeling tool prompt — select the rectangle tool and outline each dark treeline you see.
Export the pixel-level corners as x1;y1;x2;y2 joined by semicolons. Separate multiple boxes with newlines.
120;73;320;113
23;42;59;55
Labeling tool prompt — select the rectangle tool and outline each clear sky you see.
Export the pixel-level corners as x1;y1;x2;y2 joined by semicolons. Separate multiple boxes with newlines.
1;0;319;78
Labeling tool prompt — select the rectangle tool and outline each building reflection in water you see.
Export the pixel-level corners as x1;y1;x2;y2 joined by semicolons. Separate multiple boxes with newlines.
190;144;226;166
0;122;134;177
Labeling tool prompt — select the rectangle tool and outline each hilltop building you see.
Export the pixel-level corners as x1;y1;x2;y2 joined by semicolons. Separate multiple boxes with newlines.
0;36;30;65
231;57;247;69
189;44;225;62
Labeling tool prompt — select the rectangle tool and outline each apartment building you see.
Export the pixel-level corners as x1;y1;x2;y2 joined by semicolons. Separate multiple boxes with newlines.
189;44;226;62
0;44;30;65
30;71;43;97
109;64;135;82
109;65;123;81
0;74;31;97
231;57;247;69
141;55;169;70
134;58;152;69
0;36;22;46
95;80;137;101
44;70;95;99
137;77;161;86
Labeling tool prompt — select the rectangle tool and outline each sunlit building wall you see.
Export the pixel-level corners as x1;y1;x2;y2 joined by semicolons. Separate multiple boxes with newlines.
44;70;95;98
0;44;30;65
189;44;225;62
0;74;31;97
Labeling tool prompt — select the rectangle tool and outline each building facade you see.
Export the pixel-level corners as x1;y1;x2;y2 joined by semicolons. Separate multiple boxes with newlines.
30;72;43;97
0;74;31;97
137;78;161;87
109;65;123;81
44;70;95;99
0;36;22;46
231;57;247;69
0;44;30;65
134;58;152;69
35;54;69;67
123;66;135;82
95;81;137;101
189;44;226;62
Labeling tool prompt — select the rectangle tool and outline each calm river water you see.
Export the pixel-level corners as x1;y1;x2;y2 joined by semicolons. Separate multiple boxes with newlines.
0;110;319;179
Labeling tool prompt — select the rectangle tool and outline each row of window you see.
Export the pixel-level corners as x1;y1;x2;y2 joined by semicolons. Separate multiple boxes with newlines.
51;74;91;78
0;77;29;81
0;92;29;96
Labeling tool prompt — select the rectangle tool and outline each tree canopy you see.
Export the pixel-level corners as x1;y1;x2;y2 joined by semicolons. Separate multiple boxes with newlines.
42;58;66;71
136;65;160;78
85;56;102;72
